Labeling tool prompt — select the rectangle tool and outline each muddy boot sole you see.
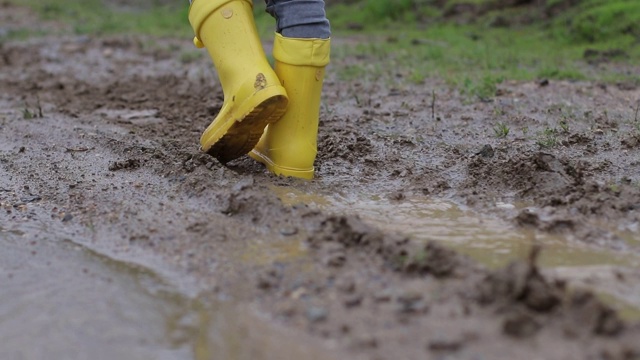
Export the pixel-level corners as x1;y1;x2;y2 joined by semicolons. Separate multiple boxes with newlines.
206;95;288;164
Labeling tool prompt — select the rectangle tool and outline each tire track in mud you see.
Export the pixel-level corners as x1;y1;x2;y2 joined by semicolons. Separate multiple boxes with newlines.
2;35;640;359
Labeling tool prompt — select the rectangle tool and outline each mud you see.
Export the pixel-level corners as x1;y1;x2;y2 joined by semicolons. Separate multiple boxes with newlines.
2;3;640;359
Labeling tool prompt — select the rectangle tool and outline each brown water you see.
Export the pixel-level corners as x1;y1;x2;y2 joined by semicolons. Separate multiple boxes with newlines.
271;185;640;320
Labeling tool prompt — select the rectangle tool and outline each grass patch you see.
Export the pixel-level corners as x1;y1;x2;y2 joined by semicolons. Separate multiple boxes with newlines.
462;75;504;102
9;0;640;100
493;122;510;138
558;0;640;43
22;97;43;120
331;23;598;91
327;0;427;29
536;127;559;148
8;0;281;42
12;0;191;37
327;0;640;98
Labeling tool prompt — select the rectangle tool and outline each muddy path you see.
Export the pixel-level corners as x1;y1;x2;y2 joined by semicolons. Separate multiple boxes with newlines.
2;4;640;359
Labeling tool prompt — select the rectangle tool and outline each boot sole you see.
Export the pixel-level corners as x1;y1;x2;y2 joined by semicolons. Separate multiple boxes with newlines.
201;87;288;163
248;150;315;180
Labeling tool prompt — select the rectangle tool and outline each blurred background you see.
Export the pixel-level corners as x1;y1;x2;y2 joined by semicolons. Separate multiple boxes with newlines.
3;0;639;97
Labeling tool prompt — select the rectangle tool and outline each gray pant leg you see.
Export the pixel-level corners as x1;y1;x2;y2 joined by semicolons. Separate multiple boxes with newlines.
187;0;330;39
266;0;331;39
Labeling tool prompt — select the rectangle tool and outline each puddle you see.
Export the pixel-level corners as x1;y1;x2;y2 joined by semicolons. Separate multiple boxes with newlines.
0;226;340;360
0;227;195;359
239;236;309;266
272;186;640;269
271;186;640;319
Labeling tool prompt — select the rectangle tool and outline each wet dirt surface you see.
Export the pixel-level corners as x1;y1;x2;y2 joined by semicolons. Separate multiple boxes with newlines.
2;3;640;359
0;226;197;360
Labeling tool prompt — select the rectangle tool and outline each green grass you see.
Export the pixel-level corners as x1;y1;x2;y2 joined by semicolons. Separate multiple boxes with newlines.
536;127;559;148
462;75;505;102
327;0;423;29
493;122;510;138
330;23;617;88
4;0;284;42
328;0;639;97
6;0;640;101
560;0;640;43
9;0;191;37
22;97;43;119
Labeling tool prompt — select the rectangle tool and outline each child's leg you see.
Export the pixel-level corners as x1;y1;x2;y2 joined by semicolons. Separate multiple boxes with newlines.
265;0;331;39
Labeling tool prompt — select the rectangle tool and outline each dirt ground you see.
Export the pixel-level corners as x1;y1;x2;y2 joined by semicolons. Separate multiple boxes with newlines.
2;3;640;359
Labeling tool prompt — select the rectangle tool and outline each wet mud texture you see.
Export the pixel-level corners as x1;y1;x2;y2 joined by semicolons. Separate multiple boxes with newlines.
2;6;640;360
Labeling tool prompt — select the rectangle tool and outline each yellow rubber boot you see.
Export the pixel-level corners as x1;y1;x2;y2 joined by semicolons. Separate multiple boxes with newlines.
249;34;330;179
189;0;288;163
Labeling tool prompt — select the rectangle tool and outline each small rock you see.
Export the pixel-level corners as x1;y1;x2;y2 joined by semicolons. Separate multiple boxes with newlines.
279;227;298;236
352;333;377;349
256;268;281;290
232;177;254;192
306;306;328;323
388;191;405;201
474;144;494;158
108;159;140;171
13;203;27;211
20;195;41;203
62;213;73;222
503;313;540;338
322;243;346;267
396;290;428;314
183;159;196;173
621;135;639;149
290;287;307;300
335;276;356;293
428;337;463;352
323;252;346;267
397;290;423;304
496;202;516;210
274;302;297;317
343;294;363;308
396;299;428;314
373;288;393;303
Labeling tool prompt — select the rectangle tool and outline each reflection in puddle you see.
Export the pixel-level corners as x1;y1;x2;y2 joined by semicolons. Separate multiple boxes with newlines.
270;186;640;319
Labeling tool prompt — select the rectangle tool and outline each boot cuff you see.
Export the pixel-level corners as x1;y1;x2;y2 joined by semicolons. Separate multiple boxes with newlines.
189;0;253;41
273;33;330;67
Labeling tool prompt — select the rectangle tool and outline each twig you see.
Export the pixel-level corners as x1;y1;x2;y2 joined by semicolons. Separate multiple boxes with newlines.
431;90;436;120
36;95;43;118
528;243;542;268
64;146;93;153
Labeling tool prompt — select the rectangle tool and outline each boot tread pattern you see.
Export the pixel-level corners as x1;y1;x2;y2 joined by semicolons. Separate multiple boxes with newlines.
207;95;287;163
